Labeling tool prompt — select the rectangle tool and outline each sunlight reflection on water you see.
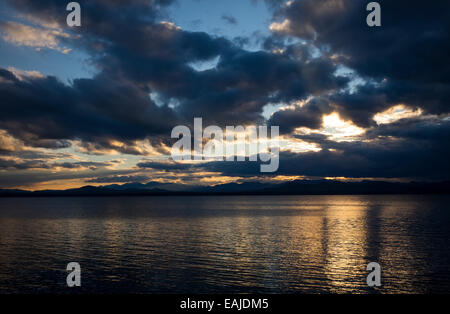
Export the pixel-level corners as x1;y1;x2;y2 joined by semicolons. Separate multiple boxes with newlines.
0;195;449;293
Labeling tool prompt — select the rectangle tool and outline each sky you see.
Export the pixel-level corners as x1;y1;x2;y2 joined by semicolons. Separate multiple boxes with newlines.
0;0;449;190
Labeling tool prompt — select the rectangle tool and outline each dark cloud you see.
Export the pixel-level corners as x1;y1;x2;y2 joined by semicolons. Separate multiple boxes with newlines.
0;157;111;171
0;167;140;188
178;49;346;125
272;0;450;79
90;25;345;126
271;0;450;118
0;158;47;170
137;160;196;171
199;137;450;180
86;175;150;183
268;97;333;133
365;117;450;143
0;0;449;186
2;0;346;139
0;68;179;151
331;79;450;128
221;15;238;25
192;115;450;181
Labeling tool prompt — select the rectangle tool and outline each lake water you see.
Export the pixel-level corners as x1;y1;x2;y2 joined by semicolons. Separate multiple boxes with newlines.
0;195;449;294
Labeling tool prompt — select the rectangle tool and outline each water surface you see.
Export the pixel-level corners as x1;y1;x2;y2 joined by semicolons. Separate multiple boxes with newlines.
0;195;449;293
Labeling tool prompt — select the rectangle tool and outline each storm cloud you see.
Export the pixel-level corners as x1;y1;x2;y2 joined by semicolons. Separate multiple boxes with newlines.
0;0;449;188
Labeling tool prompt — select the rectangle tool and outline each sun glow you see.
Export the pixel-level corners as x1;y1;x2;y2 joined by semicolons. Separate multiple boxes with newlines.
321;113;365;141
373;105;423;125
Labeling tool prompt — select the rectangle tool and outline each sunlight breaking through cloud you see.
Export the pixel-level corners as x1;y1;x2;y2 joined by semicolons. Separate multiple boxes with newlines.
321;113;365;141
373;105;423;125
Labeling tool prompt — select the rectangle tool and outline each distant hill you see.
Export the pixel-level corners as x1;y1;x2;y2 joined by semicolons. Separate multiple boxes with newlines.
1;180;449;197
